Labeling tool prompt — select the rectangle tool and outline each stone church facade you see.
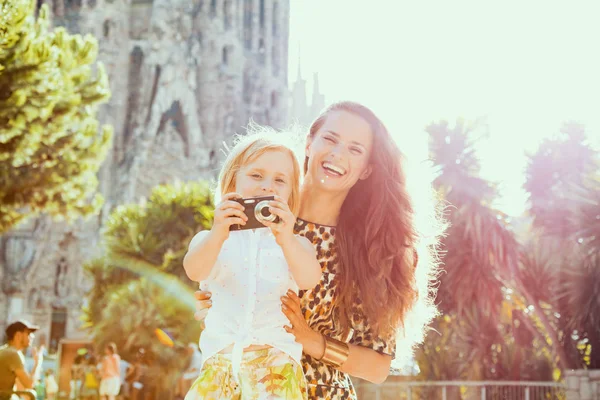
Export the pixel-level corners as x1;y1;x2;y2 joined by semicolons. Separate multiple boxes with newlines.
0;0;293;351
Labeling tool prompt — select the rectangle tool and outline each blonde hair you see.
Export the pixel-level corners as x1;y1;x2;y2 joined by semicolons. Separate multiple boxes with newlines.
216;124;303;215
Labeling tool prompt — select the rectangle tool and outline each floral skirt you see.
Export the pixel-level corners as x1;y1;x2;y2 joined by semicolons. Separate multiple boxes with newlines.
185;347;308;400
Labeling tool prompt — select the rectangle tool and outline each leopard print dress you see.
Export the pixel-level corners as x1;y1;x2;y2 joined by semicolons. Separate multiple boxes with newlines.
294;219;397;400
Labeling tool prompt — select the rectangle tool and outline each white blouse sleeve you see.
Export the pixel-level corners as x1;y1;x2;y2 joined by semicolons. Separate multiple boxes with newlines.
188;230;210;250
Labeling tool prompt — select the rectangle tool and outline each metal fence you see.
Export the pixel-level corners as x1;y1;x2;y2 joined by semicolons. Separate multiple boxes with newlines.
364;381;566;400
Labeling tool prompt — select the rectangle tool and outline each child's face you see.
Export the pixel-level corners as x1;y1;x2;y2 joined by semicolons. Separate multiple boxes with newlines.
235;150;294;203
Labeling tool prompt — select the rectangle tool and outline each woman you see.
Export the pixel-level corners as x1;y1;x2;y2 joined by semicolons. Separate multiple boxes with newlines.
80;356;100;400
70;355;85;400
99;343;121;400
194;101;444;399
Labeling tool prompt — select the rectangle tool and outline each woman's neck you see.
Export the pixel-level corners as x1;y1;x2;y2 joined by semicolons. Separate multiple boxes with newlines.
298;183;347;226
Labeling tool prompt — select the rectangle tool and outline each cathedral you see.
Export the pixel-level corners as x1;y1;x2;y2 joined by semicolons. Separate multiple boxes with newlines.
0;0;326;350
0;0;319;351
289;51;326;128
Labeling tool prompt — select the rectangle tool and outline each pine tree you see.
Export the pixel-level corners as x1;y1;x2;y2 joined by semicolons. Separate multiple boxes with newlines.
0;0;112;233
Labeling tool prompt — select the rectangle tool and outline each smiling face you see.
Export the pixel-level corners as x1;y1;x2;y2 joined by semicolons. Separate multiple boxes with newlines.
218;131;302;215
234;149;295;204
305;110;374;195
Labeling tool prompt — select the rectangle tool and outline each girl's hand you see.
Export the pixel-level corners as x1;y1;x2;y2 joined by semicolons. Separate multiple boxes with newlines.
281;290;325;358
211;193;248;241
263;195;296;247
194;290;213;321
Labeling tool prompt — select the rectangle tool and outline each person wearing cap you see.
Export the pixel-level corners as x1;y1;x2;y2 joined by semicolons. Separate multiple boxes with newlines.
0;320;43;399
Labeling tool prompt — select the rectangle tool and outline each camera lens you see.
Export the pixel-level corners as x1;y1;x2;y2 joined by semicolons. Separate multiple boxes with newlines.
255;201;278;224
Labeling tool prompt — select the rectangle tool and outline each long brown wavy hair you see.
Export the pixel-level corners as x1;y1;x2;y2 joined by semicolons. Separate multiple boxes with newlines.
305;101;445;351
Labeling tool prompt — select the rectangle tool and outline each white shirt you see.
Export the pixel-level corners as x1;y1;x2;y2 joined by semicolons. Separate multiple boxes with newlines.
189;228;301;377
119;359;129;383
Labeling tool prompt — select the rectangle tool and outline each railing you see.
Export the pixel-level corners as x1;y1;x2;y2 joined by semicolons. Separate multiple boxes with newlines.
363;381;566;400
0;390;37;400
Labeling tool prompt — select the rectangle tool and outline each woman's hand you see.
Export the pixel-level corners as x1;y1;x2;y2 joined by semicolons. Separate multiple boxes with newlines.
194;290;213;321
263;195;296;247
281;290;325;359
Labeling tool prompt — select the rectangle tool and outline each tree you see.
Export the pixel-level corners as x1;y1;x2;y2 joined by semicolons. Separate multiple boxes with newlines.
522;122;600;368
524;122;597;236
82;181;214;387
426;118;518;321
93;278;202;390
0;0;112;233
565;173;600;368
415;119;561;384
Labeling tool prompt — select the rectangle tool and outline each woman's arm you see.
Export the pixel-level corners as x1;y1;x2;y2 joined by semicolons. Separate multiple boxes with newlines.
281;290;392;384
306;332;392;384
125;364;136;380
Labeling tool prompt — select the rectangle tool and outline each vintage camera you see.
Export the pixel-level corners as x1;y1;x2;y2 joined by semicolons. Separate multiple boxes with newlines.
229;196;280;231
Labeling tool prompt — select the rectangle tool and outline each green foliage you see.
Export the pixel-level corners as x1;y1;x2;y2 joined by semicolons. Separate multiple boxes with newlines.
101;182;214;281
426;118;519;319
0;0;112;232
416;119;558;381
524;121;598;236
82;181;214;376
91;278;202;388
522;125;600;368
426;118;497;205
417;118;600;379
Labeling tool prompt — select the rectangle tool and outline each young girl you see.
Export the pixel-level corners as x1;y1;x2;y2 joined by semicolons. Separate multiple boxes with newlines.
183;127;322;400
44;369;58;400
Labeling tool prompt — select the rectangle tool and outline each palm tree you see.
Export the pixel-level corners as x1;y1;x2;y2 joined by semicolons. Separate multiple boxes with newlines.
428;119;519;316
524;122;597;236
523;125;599;368
82;180;214;384
415;118;560;382
92;278;202;391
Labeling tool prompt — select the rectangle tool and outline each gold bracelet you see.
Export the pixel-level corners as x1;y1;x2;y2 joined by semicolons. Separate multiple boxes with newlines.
318;336;350;368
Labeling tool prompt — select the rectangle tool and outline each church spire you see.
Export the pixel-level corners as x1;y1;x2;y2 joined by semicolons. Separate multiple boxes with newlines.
296;43;302;81
310;72;325;118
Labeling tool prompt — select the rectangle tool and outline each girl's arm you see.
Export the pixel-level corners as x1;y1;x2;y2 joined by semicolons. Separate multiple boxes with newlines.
263;196;321;290
184;192;248;281
280;235;322;290
183;230;225;282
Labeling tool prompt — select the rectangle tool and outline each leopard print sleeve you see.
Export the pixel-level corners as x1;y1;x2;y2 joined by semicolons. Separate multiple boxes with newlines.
349;305;397;358
346;250;420;358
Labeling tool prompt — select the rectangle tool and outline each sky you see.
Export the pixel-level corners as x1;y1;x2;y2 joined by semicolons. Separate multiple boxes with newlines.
287;0;600;216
